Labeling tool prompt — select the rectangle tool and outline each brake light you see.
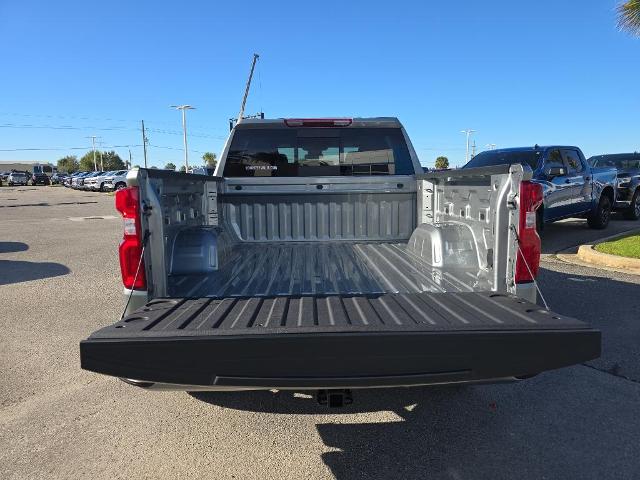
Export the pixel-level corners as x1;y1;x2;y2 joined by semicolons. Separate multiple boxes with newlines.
284;118;352;127
515;181;543;283
115;186;146;290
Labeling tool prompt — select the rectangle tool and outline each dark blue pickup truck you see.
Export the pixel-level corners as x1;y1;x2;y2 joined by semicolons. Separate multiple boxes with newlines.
589;153;640;220
464;146;617;229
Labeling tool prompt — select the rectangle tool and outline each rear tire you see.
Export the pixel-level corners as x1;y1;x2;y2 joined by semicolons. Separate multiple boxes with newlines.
623;189;640;221
587;195;612;229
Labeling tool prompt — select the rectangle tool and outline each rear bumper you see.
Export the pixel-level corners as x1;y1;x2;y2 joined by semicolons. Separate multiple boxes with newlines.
81;293;601;390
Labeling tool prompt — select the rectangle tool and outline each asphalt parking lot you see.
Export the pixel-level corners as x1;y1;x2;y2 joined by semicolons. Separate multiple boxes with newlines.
1;186;639;480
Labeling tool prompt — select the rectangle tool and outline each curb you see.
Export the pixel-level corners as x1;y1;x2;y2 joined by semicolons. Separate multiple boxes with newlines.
575;231;640;275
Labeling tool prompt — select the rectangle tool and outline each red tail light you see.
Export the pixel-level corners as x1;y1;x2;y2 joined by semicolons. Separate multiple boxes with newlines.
284;118;352;127
115;186;146;290
515;181;543;283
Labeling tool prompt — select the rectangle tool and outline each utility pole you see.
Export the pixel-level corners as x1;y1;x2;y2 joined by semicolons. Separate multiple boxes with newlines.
170;105;195;171
460;129;476;163
128;149;132;169
97;139;104;171
237;53;260;125
87;135;100;171
141;120;148;168
471;140;477;159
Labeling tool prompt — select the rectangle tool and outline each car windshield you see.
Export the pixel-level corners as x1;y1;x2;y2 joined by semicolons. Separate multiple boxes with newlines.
590;155;640;170
463;150;542;170
224;127;414;177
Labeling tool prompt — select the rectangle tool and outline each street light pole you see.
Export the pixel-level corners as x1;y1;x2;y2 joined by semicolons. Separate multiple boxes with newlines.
171;105;195;171
461;129;476;163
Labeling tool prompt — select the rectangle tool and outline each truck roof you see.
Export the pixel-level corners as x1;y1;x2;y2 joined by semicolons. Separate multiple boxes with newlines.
235;117;404;129
489;145;581;153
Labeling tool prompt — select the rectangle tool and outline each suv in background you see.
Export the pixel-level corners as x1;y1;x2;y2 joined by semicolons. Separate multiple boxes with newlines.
589;153;640;220
102;170;128;191
31;172;50;185
51;172;68;185
71;172;91;189
84;171;111;191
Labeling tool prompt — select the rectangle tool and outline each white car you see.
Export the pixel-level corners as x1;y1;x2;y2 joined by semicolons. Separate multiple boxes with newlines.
86;171;116;191
102;170;129;191
7;172;28;186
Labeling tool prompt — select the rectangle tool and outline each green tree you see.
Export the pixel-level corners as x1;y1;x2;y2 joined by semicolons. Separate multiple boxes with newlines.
165;162;176;170
101;151;125;170
434;156;449;170
179;165;187;172
79;151;98;171
57;155;79;173
79;150;124;171
618;0;640;35
202;152;217;168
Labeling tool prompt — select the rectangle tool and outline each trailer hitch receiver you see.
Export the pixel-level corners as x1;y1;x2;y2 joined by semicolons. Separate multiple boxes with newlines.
317;389;353;408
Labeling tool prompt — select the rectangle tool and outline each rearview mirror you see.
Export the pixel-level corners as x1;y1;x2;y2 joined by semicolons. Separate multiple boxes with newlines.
546;166;566;177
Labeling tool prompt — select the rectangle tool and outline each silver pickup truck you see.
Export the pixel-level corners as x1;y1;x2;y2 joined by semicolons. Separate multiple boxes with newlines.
80;117;599;401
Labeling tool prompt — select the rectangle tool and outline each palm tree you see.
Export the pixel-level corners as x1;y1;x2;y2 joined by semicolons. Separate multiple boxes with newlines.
618;0;640;35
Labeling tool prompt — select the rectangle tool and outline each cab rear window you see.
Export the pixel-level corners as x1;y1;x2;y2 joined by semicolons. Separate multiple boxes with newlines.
223;128;414;177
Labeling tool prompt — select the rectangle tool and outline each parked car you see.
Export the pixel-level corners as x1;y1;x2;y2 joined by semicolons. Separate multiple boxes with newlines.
80;117;600;399
589;153;640;220
463;146;617;229
77;172;102;190
87;170;125;191
71;172;92;189
0;171;10;182
84;171;109;191
51;172;68;185
65;172;83;187
7;171;28;186
102;170;129;191
31;172;50;185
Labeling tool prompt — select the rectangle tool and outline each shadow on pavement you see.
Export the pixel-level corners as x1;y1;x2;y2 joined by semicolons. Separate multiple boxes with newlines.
540;213;638;254
0;259;70;285
537;266;640;381
190;267;639;479
190;384;468;415
0;241;29;253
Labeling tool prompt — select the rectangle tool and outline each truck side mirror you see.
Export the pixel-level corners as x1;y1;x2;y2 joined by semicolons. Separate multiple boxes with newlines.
546;166;566;177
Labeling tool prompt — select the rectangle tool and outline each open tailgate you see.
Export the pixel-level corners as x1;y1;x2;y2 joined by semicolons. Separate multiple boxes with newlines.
80;292;600;388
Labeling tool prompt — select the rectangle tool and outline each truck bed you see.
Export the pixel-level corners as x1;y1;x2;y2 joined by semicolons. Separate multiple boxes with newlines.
167;241;490;298
80;292;600;388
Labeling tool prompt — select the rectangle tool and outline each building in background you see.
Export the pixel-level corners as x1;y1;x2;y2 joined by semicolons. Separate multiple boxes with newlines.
0;160;57;175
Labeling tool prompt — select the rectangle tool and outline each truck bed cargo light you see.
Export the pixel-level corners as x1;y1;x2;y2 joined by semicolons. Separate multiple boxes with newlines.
284;118;353;127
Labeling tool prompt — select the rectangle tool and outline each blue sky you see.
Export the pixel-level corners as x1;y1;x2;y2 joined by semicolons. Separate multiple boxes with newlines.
0;0;638;168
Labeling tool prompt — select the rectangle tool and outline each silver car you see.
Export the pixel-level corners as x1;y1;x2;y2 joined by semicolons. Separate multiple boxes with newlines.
7;172;28;186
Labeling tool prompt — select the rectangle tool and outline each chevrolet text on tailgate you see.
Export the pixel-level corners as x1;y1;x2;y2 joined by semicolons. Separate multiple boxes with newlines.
80;117;600;404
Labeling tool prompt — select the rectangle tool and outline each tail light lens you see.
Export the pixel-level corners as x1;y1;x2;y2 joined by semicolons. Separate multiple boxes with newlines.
515;181;543;283
115;186;146;290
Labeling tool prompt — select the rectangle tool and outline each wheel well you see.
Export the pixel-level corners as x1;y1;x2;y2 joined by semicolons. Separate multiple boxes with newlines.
601;186;614;203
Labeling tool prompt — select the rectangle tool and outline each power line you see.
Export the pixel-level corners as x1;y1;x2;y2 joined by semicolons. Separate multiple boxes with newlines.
148;144;207;155
0;122;227;139
0;144;142;152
